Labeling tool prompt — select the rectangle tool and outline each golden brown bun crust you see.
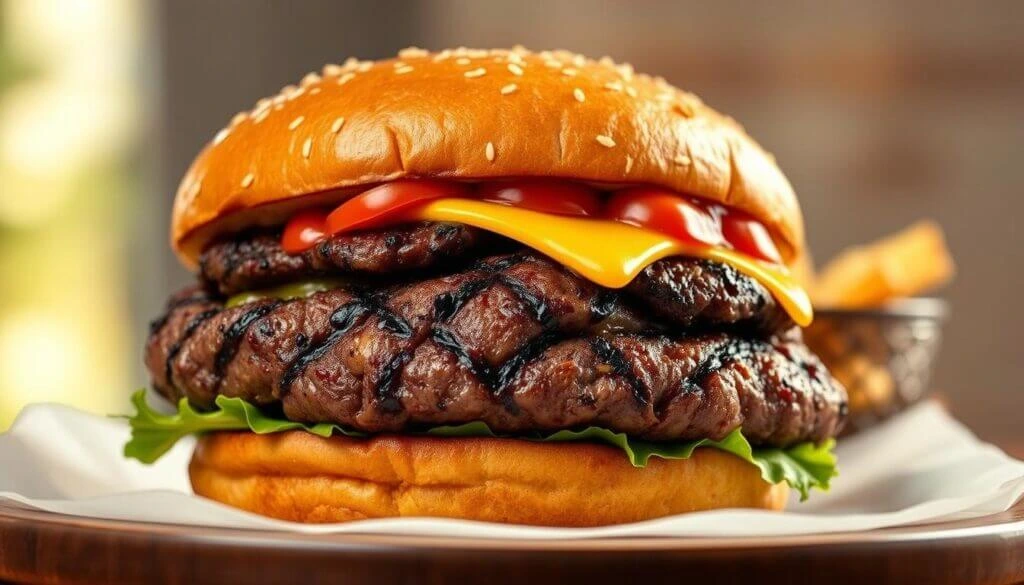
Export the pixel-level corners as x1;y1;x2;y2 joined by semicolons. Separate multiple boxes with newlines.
172;47;803;268
189;431;788;526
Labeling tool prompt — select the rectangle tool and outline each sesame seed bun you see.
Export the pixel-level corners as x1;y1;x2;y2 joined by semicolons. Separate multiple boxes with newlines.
189;431;789;525
171;47;803;268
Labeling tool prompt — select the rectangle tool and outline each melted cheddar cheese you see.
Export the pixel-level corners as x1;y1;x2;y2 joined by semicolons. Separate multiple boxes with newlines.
411;199;812;326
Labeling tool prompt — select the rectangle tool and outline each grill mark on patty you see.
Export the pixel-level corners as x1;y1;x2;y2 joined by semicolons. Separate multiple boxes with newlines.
588;337;650;407
434;279;490;322
433;255;531;322
687;337;764;389
426;255;569;412
279;301;370;395
164;308;220;388
212;302;282;383
494;331;560;388
363;294;413;338
377;351;413;414
588;290;619;322
496;274;555;329
428;325;532;414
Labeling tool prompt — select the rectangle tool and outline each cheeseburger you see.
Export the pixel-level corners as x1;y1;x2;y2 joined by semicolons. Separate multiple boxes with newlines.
129;47;847;526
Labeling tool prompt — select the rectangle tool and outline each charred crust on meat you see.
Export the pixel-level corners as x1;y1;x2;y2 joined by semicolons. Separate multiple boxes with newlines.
376;351;413;413
279;301;370;396
496;274;555;329
588;290;619;322
434;279;490;322
213;301;282;382
164;308;220;390
588;337;650;407
494;331;559;391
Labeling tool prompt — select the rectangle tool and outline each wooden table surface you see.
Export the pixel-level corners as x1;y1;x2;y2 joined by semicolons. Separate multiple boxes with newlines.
0;496;1022;585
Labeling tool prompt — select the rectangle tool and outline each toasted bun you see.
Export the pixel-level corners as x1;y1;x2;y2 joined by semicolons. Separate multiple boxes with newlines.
189;431;788;525
172;47;803;269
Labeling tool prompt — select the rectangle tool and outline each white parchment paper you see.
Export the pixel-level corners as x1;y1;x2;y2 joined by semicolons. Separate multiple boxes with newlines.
1;401;1022;538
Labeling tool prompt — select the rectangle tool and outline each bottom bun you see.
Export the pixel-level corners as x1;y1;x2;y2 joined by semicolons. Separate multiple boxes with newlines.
190;431;788;526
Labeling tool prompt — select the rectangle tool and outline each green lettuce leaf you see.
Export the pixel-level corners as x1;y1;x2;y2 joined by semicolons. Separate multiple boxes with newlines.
122;390;836;500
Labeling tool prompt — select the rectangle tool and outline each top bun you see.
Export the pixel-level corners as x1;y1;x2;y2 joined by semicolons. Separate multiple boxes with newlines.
171;47;803;268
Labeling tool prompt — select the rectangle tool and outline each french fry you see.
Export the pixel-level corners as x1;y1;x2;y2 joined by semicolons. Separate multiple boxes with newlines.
812;220;954;309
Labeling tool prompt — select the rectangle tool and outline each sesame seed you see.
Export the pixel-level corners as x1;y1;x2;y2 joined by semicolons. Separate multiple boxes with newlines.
398;46;428;59
500;83;518;95
212;128;229;144
302;137;313;159
508;52;525;64
323;63;343;76
300;72;321;87
572;54;586;67
292;87;306;99
561;68;577;77
625;156;634;174
337;72;355;85
464;67;486;78
573;88;585;103
343;57;359;69
281;84;298;99
288;116;305;130
625;86;638;98
456;57;471;65
356;61;373;72
331;117;346;134
674;154;691;166
468;49;488;58
433;50;452;62
309;87;322;95
241;173;255;188
595;134;616;148
544;59;562;68
485;142;496;162
507;63;524;76
253;110;270;124
395;65;414;74
273;103;284;111
603;81;623;92
230;112;247;126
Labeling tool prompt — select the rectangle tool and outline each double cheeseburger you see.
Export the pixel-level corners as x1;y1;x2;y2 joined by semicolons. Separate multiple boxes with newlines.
132;47;847;526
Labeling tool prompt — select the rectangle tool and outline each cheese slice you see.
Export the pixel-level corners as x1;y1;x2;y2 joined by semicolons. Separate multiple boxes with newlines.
412;199;813;326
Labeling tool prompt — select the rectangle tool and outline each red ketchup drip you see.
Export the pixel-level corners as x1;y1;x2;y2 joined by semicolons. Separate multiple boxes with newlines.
280;180;783;264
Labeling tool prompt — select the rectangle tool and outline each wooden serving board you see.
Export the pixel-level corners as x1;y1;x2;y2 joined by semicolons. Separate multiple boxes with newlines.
0;499;1022;585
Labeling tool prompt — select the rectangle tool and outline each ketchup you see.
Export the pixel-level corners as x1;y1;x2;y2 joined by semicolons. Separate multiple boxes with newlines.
280;180;784;264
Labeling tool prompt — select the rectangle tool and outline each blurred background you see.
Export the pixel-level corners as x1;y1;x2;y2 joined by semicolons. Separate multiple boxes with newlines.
0;1;1020;448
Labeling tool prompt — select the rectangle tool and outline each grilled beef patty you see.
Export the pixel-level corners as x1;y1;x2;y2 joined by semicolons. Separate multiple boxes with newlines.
148;253;845;446
199;223;487;296
200;225;793;333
